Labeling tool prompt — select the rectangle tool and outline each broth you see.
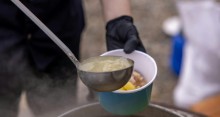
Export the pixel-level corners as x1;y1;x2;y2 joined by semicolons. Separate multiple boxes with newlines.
79;56;132;72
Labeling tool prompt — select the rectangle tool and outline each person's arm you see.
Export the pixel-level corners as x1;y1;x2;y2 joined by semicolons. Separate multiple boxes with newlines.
101;0;131;22
101;0;146;53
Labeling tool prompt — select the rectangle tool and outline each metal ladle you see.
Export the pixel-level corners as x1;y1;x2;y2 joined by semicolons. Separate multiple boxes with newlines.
11;0;134;91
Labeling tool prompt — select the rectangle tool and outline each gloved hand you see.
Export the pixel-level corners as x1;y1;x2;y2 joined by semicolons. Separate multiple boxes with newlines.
106;16;146;53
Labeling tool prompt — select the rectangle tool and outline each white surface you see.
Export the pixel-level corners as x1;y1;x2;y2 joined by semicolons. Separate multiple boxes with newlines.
162;16;182;36
174;0;220;108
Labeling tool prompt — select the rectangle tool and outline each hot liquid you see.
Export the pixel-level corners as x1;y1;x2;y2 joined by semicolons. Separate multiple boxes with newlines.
79;56;132;72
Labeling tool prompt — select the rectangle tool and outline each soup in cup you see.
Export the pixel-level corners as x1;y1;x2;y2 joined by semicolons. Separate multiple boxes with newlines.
99;49;157;115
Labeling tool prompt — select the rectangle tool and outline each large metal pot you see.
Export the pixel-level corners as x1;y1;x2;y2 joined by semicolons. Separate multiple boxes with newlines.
58;102;203;117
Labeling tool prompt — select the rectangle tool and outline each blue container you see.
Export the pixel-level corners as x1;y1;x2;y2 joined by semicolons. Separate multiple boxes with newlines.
170;32;185;76
99;84;152;115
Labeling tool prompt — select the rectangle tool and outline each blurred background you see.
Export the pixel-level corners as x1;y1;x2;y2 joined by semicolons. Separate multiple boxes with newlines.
19;0;181;116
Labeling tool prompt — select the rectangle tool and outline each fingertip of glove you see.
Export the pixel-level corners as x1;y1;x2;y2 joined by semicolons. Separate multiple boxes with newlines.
124;48;134;54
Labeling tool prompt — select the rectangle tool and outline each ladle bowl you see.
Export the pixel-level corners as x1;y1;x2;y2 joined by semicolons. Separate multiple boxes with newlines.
11;0;134;92
78;56;134;91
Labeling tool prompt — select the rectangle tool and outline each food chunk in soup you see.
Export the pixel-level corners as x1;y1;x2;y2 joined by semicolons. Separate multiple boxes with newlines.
119;71;147;91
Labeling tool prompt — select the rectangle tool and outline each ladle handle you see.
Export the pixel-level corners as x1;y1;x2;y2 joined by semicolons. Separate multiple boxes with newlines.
11;0;80;67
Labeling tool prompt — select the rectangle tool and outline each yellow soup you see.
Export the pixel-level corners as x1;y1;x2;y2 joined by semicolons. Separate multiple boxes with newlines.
79;56;132;72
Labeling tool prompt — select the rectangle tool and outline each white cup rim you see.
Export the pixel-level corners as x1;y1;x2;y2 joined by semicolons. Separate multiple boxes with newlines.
101;49;158;94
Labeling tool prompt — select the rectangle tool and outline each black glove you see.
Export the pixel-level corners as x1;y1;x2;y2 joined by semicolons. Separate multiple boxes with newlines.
106;16;146;53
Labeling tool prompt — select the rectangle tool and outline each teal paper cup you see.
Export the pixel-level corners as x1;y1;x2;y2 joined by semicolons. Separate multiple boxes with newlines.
99;49;157;115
